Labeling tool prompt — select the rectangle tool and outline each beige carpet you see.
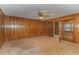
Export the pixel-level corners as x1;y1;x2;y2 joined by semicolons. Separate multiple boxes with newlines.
0;36;79;55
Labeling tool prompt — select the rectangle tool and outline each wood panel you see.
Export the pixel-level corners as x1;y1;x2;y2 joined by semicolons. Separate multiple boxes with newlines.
47;13;79;43
0;13;5;48
74;14;79;43
4;15;47;41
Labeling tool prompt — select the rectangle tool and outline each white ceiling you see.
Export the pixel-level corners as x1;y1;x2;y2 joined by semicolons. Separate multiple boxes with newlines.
0;4;79;20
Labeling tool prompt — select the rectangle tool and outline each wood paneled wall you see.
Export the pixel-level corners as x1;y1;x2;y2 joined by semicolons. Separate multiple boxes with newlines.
4;15;47;41
47;13;79;43
0;13;5;47
0;8;48;47
74;14;79;43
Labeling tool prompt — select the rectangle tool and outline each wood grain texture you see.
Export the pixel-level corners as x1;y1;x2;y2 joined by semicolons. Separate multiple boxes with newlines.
0;12;5;48
4;15;47;41
74;14;79;43
47;13;79;43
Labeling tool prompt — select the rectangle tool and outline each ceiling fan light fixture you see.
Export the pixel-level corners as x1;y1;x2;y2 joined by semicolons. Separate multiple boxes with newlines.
39;16;44;19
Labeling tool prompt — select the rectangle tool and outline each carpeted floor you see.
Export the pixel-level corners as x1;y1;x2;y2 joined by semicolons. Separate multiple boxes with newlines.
0;36;79;55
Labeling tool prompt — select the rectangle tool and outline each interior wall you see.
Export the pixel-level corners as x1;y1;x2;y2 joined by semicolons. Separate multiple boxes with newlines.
47;13;79;43
0;12;5;47
74;14;79;43
4;15;47;41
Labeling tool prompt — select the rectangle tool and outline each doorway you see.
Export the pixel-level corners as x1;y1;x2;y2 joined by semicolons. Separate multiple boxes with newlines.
48;22;53;37
54;21;60;41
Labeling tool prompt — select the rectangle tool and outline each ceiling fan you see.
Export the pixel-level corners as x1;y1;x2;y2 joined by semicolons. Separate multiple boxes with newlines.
36;10;50;20
38;11;49;17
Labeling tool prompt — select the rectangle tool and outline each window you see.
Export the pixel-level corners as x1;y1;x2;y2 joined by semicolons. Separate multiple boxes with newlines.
64;22;73;31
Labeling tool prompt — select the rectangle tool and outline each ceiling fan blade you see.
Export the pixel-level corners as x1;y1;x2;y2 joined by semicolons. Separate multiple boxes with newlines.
38;12;43;17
